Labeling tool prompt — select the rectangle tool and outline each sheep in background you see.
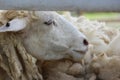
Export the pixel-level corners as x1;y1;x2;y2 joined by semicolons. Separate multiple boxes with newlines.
90;53;120;80
106;33;120;56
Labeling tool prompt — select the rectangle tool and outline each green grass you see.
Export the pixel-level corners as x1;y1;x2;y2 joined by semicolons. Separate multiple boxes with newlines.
83;13;120;20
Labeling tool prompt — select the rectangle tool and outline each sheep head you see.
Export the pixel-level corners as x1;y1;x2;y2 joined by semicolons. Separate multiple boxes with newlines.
0;11;88;61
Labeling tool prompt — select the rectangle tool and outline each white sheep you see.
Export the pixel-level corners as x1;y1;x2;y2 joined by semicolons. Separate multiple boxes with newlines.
0;10;88;61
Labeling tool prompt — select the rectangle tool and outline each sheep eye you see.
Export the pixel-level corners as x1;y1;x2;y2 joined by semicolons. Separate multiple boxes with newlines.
6;22;10;27
44;19;53;25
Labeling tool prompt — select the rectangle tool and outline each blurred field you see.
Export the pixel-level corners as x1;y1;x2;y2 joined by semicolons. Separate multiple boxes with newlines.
84;13;120;19
83;13;120;28
58;11;120;28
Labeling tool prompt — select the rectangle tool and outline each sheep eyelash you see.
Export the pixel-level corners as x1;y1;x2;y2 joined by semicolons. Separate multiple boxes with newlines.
44;19;56;26
44;19;53;25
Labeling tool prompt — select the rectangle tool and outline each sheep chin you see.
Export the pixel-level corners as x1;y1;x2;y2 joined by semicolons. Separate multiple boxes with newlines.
67;49;87;61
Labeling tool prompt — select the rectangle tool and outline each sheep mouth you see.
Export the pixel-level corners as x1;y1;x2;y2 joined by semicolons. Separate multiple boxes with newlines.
73;49;87;54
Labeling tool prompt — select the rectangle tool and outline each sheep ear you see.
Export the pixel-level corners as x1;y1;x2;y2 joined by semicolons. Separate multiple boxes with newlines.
0;18;27;32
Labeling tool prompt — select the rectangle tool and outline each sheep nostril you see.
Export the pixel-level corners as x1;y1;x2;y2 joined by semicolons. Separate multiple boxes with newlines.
83;39;88;46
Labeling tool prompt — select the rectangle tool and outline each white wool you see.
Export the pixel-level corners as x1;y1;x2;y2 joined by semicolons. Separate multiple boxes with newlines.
61;12;77;23
107;33;120;56
91;53;120;80
84;44;94;64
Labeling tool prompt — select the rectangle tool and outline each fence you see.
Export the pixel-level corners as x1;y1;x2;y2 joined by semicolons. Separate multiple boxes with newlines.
0;0;120;12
